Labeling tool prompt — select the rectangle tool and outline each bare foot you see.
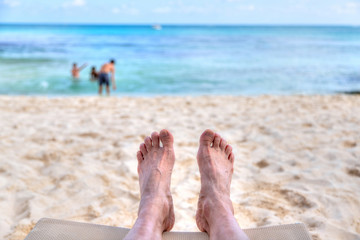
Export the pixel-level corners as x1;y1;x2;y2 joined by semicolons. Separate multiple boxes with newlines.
196;129;249;240
124;129;175;240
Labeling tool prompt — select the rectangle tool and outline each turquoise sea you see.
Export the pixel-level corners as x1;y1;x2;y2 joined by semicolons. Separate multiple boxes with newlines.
0;24;359;96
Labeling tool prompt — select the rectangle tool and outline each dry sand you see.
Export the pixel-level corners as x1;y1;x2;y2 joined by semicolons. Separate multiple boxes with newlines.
0;95;359;240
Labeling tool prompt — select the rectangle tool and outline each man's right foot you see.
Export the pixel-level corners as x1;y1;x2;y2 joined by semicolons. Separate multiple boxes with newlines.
136;129;175;233
124;129;175;240
196;129;235;233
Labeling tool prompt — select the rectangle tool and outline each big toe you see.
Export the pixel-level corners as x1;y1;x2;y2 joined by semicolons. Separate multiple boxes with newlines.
199;129;215;147
160;129;174;148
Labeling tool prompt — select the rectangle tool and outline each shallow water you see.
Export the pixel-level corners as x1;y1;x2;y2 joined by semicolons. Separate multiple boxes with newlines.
0;24;360;96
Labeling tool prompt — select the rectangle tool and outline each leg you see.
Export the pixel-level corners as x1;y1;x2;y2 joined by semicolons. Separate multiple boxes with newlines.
124;130;175;240
98;74;104;95
196;130;249;240
98;85;103;95
105;76;110;96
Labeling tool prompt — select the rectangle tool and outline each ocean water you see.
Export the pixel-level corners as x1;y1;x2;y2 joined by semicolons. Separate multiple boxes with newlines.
0;24;359;96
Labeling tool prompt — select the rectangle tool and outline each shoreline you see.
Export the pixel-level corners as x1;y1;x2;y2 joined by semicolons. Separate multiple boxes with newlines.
0;91;360;99
1;95;359;240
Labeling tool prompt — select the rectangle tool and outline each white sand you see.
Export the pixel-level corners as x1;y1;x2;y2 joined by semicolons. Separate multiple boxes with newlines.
0;95;359;240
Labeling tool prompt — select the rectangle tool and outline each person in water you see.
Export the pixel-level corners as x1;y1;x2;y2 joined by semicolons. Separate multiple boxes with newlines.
71;63;88;79
90;66;99;82
98;59;116;95
124;129;250;240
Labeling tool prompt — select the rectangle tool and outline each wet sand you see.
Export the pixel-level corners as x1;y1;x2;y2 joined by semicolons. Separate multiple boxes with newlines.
0;95;359;240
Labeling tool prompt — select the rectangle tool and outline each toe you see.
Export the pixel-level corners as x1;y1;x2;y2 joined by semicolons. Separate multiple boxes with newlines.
229;152;235;162
199;129;215;147
144;137;152;151
151;132;160;148
140;143;147;156
137;151;143;163
160;129;174;148
220;138;227;151
213;133;221;149
225;145;232;157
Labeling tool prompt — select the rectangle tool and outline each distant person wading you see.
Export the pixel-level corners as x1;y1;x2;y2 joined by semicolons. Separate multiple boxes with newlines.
98;59;116;96
71;63;88;80
90;66;99;82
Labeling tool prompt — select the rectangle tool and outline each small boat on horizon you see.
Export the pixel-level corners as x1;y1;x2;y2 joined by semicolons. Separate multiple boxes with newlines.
152;24;162;30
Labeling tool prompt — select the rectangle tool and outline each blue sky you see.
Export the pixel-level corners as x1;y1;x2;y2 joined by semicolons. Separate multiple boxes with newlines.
0;0;360;25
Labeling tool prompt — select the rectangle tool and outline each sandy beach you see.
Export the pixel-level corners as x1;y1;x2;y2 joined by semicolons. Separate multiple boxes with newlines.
0;95;359;240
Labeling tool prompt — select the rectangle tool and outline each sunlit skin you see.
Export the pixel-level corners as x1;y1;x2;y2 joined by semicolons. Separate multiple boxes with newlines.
71;63;87;79
124;129;175;240
196;129;249;240
99;61;116;95
124;129;249;240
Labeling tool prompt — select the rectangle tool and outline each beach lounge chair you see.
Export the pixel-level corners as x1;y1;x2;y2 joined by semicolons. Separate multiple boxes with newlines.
25;218;312;240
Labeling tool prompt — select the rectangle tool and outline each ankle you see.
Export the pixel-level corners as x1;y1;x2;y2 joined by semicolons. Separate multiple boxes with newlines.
202;195;234;226
209;216;249;240
138;198;168;229
125;216;163;240
135;210;164;235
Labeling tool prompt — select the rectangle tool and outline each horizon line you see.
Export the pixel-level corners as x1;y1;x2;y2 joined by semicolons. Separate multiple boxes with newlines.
0;22;359;27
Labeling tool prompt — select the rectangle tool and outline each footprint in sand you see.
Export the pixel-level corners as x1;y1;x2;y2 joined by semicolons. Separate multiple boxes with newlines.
255;159;269;168
347;168;360;177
